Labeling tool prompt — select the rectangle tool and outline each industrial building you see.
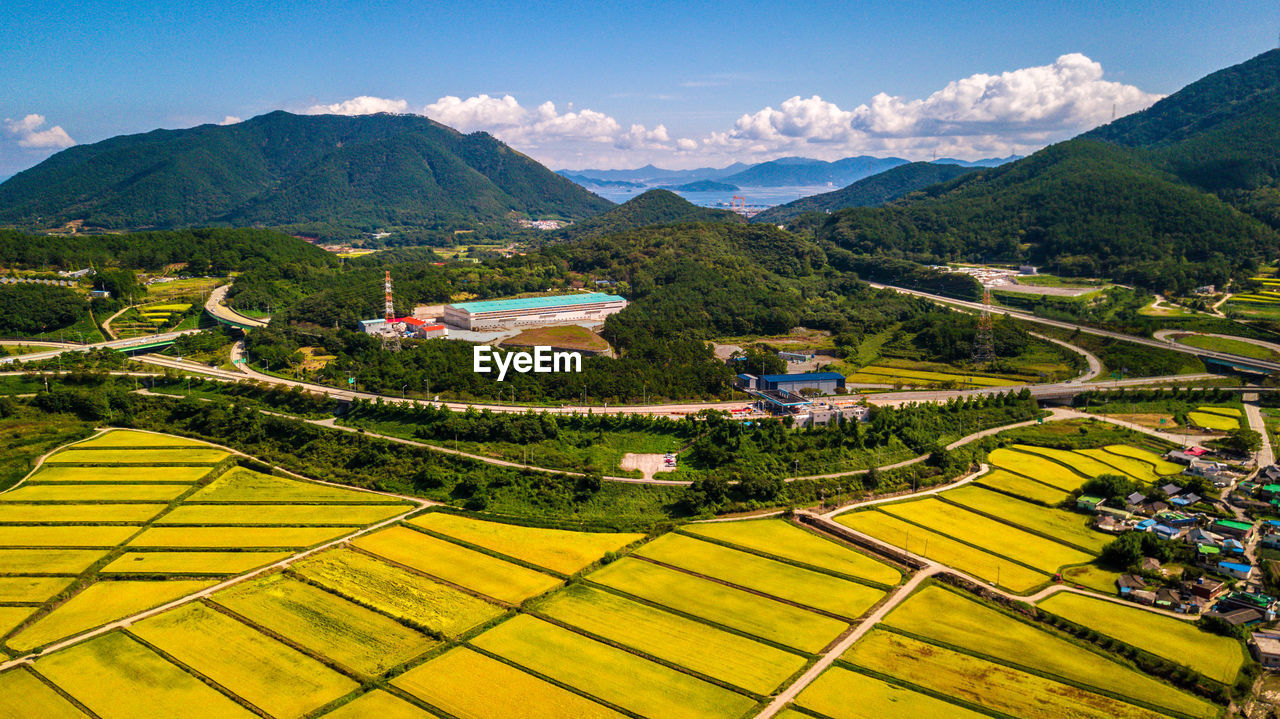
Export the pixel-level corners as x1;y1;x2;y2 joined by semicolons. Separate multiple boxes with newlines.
737;372;846;395
358;317;447;339
442;292;627;330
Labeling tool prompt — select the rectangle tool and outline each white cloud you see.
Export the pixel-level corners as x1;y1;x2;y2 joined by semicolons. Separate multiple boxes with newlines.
717;53;1161;162
301;54;1159;169
306;95;410;116
219;115;242;125
422;94;692;155
4;114;75;149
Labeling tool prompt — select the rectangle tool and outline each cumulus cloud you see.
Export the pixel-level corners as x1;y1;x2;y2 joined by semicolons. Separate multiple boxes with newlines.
718;53;1161;161
219;115;242;125
306;95;410;116
4;114;75;149
302;54;1159;168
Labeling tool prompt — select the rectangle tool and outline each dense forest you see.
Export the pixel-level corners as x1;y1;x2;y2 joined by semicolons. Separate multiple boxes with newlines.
752;162;981;224
554;189;742;240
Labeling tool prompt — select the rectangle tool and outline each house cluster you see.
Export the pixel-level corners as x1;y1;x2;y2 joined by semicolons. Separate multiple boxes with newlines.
1163;446;1233;487
1115;568;1277;622
1077;481;1208;539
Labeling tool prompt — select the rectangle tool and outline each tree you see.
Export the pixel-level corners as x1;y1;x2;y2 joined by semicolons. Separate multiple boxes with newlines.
1083;473;1139;502
1222;428;1262;456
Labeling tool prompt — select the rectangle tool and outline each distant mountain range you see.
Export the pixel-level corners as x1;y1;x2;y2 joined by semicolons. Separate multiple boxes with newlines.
0;111;613;233
558;155;1018;190
659;180;739;192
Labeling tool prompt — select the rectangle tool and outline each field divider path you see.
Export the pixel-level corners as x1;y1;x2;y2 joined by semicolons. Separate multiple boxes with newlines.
753;565;939;719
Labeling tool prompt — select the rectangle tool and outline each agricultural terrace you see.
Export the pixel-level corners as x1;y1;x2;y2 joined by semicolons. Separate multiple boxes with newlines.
0;503;911;719
0;428;416;656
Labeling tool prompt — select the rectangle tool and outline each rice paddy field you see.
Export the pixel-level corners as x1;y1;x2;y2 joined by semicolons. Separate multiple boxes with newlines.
0;428;1228;719
1189;406;1242;431
0;428;417;657
1038;592;1247;684
974;468;1071;505
987;447;1090;491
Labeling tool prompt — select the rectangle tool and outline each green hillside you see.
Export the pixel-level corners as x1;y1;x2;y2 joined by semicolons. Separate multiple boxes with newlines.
752;162;981;224
818;50;1280;292
560;189;742;239
0;111;613;234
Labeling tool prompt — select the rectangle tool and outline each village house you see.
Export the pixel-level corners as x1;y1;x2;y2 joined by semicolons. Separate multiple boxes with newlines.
1251;631;1280;669
1211;519;1256;541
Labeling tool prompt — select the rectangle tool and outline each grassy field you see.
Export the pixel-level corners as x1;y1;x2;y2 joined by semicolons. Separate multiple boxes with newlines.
942;485;1110;552
845;630;1172;719
10;579;214;651
353;526;562;604
533;583;806;695
0;667;89;719
128;525;356;549
795;666;989;719
324;690;432;719
0;409;93;493
408;512;644;574
836;511;1048;593
46;448;230;465
75;430;211;448
1062;563;1125;593
291;548;504;637
682;519;901;586
1188;411;1239;431
0;576;73;602
158;503;408;526
877;498;1095;572
1103;445;1184;475
472;614;757;719
975;469;1071;505
1173;333;1280;361
0;548;103;573
0;524;140;547
190;468;404;503
101;551;291;575
0;503;167;523
2;483;188;501
500;324;610;352
636;533;887;618
1077;449;1162;483
34;632;254;719
1016;445;1139;479
1038;592;1246;683
987;448;1090;491
393;646;626;719
587;557;847;653
27;465;212;483
213;574;438;678
883;586;1218;718
131;601;358;718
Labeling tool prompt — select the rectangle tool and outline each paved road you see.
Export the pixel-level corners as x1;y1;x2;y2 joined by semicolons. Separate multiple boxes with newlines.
1031;331;1103;381
1245;401;1275;469
0;329;202;365
866;281;1280;372
1154;329;1280;360
204;283;269;328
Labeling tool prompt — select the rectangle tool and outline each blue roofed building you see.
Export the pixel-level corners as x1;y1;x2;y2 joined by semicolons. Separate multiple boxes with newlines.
442;292;627;330
757;372;846;395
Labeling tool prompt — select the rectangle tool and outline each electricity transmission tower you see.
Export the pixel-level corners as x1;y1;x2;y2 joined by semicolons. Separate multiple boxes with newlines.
971;287;996;365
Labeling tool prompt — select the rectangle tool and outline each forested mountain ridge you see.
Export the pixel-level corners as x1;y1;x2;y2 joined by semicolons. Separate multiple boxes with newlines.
557;189;742;240
0;111;613;233
818;49;1280;292
751;162;981;224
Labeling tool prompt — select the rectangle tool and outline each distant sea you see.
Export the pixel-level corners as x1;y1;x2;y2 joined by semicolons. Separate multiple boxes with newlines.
591;184;836;209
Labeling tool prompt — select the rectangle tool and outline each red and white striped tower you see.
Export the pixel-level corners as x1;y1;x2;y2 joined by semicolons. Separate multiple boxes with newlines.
384;271;394;322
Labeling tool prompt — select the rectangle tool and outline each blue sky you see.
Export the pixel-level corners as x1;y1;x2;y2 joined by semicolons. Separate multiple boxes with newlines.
1;0;1276;175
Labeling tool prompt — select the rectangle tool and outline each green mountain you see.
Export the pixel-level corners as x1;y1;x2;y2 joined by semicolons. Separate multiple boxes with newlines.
819;50;1280;292
559;189;742;239
1083;48;1280;228
721;155;908;187
752;162;981;224
0;111;613;233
